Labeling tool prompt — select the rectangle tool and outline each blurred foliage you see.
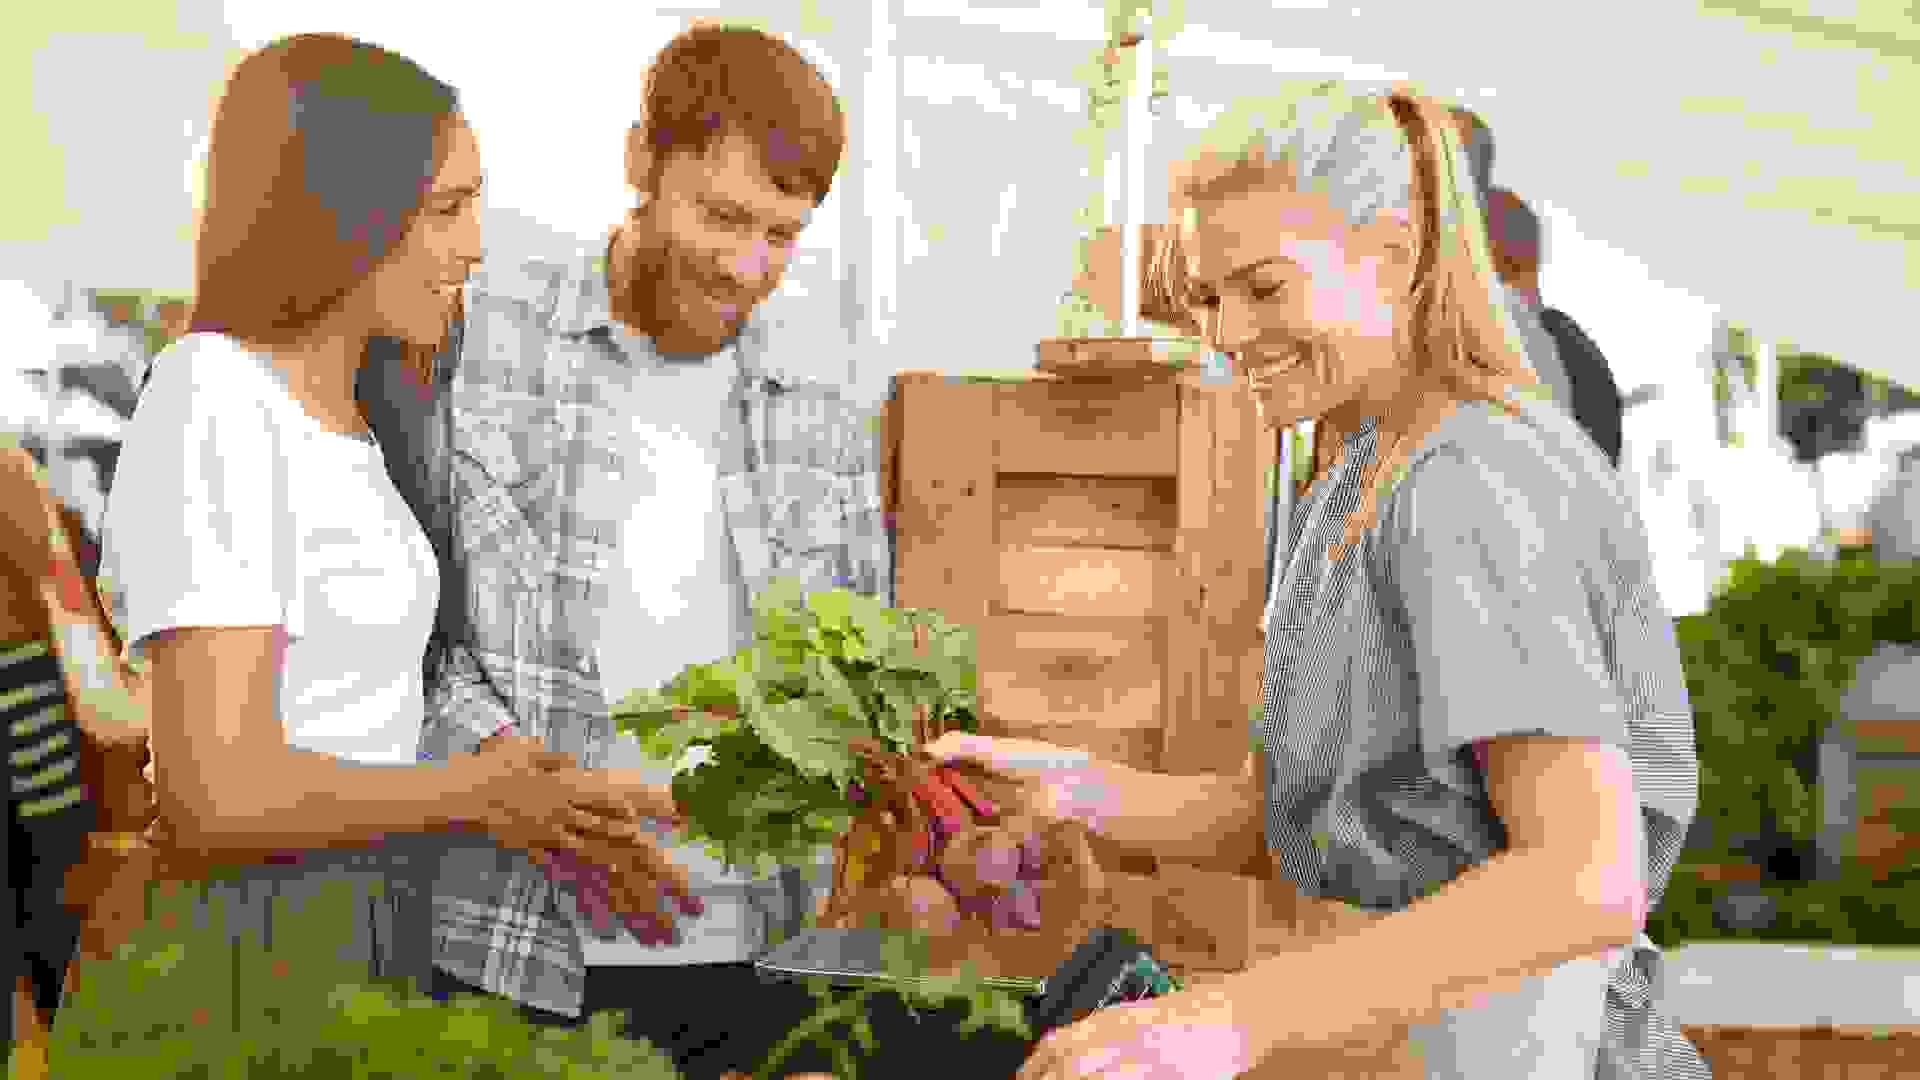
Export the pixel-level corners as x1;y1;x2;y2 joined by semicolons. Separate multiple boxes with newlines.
1061;3;1175;338
16;876;683;1078
83;288;190;360
1673;548;1920;871
11;871;1034;1079
1648;859;1920;948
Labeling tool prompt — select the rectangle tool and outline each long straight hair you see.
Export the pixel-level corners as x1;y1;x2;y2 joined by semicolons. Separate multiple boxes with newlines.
189;33;470;683
1164;80;1538;544
187;32;458;389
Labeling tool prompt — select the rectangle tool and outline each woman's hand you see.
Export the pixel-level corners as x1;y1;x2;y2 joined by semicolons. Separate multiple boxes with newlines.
921;732;1123;831
1017;978;1271;1080
467;736;702;942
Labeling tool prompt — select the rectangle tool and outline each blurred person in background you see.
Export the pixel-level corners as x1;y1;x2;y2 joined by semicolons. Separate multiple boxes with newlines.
1439;110;1579;420
939;80;1706;1079
1448;105;1495;202
1866;446;1920;559
1;443;154;1080
89;31;680;1042
366;23;940;1079
137;300;193;396
1485;186;1624;467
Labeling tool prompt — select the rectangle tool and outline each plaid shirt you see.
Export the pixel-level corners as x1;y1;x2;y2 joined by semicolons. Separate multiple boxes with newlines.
413;250;890;1018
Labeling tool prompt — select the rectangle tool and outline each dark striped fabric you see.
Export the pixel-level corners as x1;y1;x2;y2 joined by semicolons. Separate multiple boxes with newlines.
1255;391;1711;1078
4;638;90;1026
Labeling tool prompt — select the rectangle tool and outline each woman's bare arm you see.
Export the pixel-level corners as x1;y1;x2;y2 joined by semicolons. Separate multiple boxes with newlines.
1088;760;1270;875
146;625;486;851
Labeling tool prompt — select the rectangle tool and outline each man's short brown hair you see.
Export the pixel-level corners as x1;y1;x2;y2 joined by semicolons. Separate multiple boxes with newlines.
642;24;845;205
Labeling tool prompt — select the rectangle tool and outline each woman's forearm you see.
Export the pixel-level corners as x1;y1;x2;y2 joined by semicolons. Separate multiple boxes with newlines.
1234;843;1636;1049
1091;761;1268;873
164;748;484;853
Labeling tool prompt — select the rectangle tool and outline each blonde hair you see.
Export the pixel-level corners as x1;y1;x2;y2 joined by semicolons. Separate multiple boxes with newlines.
1160;79;1539;550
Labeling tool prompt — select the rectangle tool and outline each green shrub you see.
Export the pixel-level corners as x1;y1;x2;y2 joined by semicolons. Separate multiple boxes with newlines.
1673;548;1920;868
14;876;682;1079
1648;861;1920;947
10;876;1034;1079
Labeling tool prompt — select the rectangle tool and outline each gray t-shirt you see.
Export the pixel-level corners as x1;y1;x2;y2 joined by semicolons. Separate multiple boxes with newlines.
1256;391;1711;1078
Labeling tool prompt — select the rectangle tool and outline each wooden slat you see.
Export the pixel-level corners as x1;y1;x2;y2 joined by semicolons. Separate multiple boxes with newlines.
1154;862;1259;972
1853;718;1920;755
877;391;902;518
995;380;1179;478
998;546;1173;618
1215;384;1271;638
996;474;1176;550
1197;383;1269;774
893;376;997;629
1105;871;1164;945
981;720;1163;775
975;614;1164;731
1160;382;1213;773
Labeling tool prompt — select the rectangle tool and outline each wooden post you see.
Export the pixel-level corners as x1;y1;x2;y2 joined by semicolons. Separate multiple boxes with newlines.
890;373;996;630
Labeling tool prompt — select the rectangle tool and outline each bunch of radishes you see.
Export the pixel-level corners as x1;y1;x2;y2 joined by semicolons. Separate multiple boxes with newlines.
835;762;1068;936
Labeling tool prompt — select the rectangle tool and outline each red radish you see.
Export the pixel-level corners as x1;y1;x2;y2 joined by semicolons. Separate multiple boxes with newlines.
936;828;994;899
1004;879;1042;929
942;827;1020;896
887;875;961;935
986;880;1043;930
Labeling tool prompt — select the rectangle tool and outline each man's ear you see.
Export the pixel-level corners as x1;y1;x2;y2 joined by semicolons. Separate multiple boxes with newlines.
625;123;655;209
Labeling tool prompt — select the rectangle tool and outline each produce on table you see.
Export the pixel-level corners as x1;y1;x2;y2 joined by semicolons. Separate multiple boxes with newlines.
612;577;1108;946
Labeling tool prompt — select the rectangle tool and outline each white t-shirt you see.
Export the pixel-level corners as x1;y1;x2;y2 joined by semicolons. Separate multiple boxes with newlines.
100;333;439;764
584;339;764;966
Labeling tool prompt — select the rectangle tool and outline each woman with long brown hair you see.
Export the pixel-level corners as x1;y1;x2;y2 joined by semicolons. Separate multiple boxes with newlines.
933;80;1709;1079
83;31;682;1020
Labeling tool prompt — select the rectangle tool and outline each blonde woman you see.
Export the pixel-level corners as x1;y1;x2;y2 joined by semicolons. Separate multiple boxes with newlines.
932;81;1708;1080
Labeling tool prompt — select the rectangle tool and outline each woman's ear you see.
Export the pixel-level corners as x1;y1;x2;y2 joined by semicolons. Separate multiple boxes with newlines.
1361;207;1420;289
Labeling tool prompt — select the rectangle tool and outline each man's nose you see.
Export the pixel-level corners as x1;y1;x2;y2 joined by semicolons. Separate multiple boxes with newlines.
721;238;776;289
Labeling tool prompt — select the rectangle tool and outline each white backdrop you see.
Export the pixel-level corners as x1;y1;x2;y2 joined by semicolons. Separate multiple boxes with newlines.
10;1;1915;393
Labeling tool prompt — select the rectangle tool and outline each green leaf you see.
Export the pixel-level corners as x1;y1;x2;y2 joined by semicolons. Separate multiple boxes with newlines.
747;698;863;784
809;651;872;731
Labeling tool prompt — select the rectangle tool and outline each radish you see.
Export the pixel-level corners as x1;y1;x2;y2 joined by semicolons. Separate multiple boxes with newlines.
885;875;961;935
987;879;1044;930
946;828;1020;895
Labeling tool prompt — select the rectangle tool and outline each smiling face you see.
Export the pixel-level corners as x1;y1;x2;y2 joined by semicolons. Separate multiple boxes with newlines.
1174;162;1420;430
623;131;815;355
354;114;485;349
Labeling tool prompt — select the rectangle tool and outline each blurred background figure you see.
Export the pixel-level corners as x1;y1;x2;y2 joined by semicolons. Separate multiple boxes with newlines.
1485;187;1624;467
1448;106;1495;206
1866;446;1919;560
0;279;129;577
1437;114;1578;427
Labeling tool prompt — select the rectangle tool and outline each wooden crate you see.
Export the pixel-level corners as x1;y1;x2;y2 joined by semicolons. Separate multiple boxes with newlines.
881;363;1275;973
1682;1025;1920;1078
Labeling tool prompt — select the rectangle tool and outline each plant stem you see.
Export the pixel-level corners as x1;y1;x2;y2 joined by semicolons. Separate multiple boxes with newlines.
752;989;875;1080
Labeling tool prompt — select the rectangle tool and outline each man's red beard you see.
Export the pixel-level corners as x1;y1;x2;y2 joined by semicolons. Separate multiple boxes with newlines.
612;227;756;353
610;223;673;335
